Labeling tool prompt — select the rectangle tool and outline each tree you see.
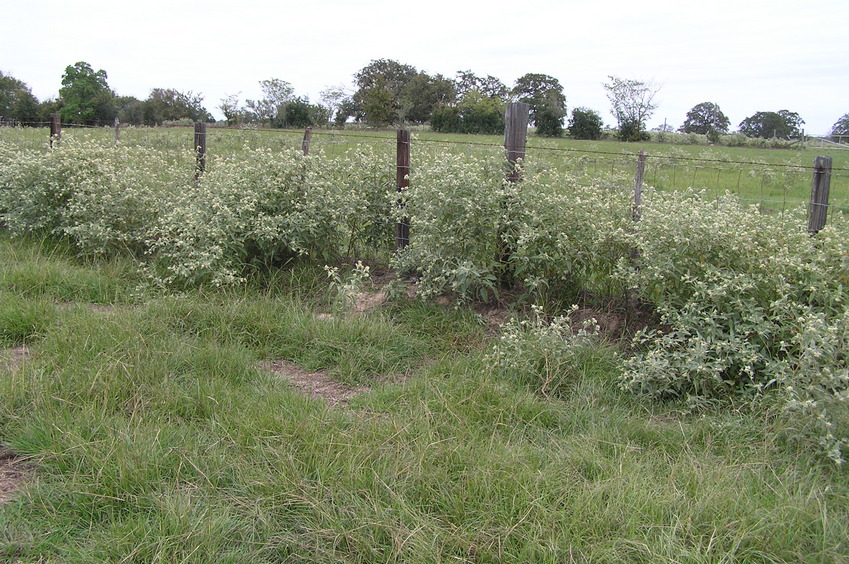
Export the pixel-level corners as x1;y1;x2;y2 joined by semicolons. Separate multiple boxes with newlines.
400;72;456;124
143;88;211;125
510;73;566;128
602;75;660;141
114;95;145;125
352;59;418;126
454;70;508;100
59;61;116;124
830;113;849;139
431;90;505;135
0;71;39;124
219;92;243;126
738;110;804;139
244;79;295;125
568;107;604;140
681;102;730;135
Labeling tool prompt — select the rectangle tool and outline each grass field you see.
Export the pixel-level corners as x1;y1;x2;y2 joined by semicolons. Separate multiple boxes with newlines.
1;233;848;562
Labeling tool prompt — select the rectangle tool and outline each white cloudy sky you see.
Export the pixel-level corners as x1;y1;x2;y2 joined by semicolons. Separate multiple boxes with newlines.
3;0;848;134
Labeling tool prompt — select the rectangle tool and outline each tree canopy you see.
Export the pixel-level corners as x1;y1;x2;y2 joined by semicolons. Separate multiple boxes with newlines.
831;113;849;138
680;102;730;135
510;73;566;130
602;75;659;141
568;107;604;140
0;71;39;123
738;110;804;139
59;61;116;124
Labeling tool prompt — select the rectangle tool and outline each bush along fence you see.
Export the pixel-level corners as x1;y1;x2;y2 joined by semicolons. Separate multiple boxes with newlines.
3;106;848;463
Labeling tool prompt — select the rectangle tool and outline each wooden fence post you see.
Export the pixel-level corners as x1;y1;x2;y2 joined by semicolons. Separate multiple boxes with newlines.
114;117;120;146
504;102;530;182
396;129;411;250
301;126;313;156
633;150;647;222
808;155;832;234
49;113;61;147
194;122;207;181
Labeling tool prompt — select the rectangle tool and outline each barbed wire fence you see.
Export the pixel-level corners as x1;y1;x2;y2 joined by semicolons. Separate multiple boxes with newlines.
2;113;848;238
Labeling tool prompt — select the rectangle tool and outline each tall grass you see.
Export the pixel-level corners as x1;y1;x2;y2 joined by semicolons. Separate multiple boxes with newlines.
1;233;847;562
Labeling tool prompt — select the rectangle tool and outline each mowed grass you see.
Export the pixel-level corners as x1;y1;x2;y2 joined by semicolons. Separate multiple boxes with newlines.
1;234;847;562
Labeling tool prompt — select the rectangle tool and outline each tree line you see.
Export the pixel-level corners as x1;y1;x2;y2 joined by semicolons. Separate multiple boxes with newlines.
2;60;848;141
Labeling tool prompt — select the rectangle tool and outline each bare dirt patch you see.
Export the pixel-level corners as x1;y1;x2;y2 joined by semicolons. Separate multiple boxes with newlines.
1;345;29;374
259;360;369;406
0;446;33;505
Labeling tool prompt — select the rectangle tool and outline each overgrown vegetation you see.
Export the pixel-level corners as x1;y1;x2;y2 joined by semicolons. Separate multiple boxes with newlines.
0;129;847;560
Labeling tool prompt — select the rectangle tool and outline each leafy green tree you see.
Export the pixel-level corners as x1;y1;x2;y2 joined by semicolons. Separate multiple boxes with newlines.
400;72;456;124
738;110;804;139
353;59;418;126
143;88;211;125
602;75;659;141
59;61;116;125
114;95;145;125
511;73;566;128
219;93;243;126
454;70;508;100
568;107;604;140
830;113;849;139
244;78;294;125
431;90;505;135
681;102;730;135
0;71;40;124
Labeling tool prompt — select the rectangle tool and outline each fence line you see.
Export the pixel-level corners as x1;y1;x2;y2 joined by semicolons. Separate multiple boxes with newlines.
2;116;847;230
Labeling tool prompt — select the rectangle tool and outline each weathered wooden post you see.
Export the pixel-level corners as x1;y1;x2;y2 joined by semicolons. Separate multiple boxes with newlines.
301;126;313;156
49;113;61;147
499;102;530;284
113;117;120;146
194;122;207;181
808;155;832;234
396;129;411;250
504;102;530;182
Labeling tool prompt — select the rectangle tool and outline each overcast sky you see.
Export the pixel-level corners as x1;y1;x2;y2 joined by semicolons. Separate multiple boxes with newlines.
3;0;848;135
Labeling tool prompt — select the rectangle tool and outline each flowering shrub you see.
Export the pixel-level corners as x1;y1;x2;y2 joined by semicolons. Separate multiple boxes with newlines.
0;139;183;256
620;191;849;463
488;305;608;398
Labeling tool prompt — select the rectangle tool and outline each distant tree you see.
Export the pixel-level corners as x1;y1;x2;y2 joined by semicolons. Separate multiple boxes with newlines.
738;110;804;139
244;79;295;125
352;59;418;126
219;92;243;126
431;90;505;135
454;70;508;100
831;113;849;139
568;107;604;140
681;102;730;135
333;97;361;126
0;71;39;124
143;88;211;125
400;72;456;124
59;61;116;125
603;75;660;141
511;73;566;128
652;122;675;133
114;95;145;125
320;85;350;125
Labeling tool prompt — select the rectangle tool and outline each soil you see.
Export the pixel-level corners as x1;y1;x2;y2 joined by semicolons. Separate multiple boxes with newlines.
0;446;31;506
259;360;370;406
